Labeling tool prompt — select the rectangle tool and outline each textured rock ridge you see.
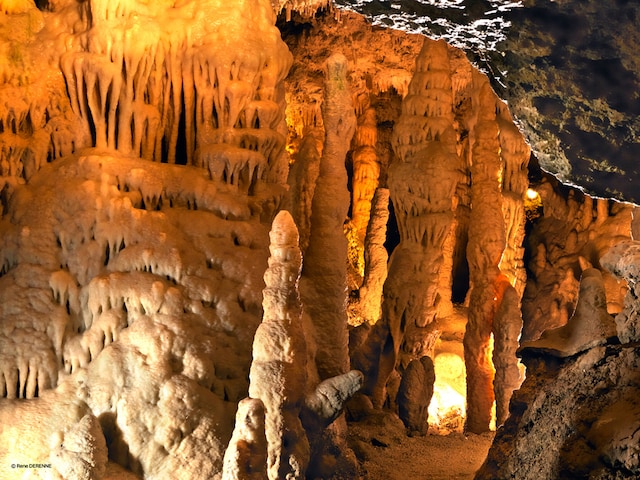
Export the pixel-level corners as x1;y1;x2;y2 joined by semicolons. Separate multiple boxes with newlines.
477;241;640;479
519;268;617;358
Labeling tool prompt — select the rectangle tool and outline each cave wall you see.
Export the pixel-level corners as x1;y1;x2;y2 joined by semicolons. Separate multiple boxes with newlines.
0;1;639;479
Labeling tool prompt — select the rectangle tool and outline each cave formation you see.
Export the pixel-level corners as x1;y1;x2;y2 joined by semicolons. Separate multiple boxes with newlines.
0;0;639;479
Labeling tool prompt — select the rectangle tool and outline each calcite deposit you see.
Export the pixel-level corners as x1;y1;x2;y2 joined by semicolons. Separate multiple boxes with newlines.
2;0;640;479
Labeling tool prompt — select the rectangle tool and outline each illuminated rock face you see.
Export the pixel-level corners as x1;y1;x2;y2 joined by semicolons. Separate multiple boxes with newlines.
602;240;640;343
2;1;640;478
377;36;530;433
521;173;633;343
0;0;295;478
477;242;640;479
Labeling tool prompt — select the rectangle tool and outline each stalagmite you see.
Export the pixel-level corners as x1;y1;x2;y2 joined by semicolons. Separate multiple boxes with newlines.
396;355;435;436
249;210;310;480
221;397;268;480
463;72;506;434
492;281;523;426
357;187;390;326
300;53;355;380
380;38;462;407
247;210;363;479
351;108;380;242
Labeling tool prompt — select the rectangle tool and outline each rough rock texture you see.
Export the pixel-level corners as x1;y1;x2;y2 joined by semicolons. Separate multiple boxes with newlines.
396;356;435;436
477;345;640;480
0;1;294;478
0;388;107;480
520;268;618;358
495;1;640;203
522;168;633;342
602;240;640;343
478;240;640;479
50;413;108;480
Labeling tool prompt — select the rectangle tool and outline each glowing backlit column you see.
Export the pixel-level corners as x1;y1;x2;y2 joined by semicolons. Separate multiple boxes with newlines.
358;187;390;325
464;72;506;434
351;108;380;248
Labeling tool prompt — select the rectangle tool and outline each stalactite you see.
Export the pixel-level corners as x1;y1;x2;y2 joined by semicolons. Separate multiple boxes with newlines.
351;107;380;244
286;128;322;255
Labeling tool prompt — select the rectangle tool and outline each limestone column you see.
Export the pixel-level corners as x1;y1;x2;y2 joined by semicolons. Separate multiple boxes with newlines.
377;38;464;406
492;280;523;427
300;53;356;380
464;73;506;433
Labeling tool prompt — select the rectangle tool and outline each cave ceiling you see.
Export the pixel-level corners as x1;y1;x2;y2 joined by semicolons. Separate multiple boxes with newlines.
339;0;640;204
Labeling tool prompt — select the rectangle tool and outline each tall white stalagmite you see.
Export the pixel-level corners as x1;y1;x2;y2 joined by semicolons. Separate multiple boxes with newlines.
249;210;310;480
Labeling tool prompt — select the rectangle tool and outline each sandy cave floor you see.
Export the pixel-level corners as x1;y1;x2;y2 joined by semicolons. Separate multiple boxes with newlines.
359;431;494;480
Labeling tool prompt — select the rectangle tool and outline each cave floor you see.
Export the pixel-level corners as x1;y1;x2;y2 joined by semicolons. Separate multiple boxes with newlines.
359;431;494;480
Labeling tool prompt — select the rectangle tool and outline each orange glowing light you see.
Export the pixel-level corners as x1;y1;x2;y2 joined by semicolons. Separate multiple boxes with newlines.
428;353;466;434
526;188;539;200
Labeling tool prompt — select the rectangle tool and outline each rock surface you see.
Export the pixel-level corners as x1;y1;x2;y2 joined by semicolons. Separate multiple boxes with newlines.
477;344;640;480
